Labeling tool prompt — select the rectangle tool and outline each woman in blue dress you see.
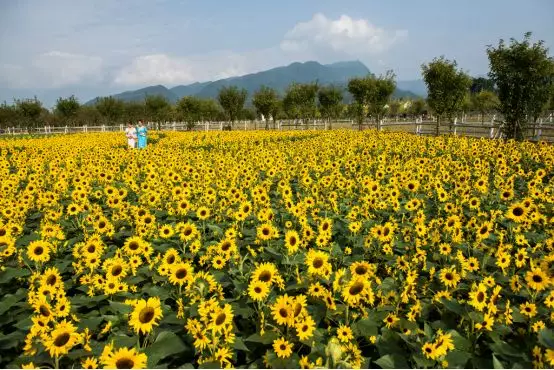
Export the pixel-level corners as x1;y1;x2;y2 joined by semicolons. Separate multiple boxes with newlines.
137;120;147;149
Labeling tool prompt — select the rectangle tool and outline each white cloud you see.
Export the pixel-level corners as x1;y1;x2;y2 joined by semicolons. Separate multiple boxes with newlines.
281;13;407;56
0;51;103;88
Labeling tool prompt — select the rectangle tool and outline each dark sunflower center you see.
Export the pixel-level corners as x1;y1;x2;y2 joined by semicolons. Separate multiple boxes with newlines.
184;228;192;236
533;274;543;283
175;268;187;279
34;246;44;255
513;207;524;216
39;305;51;317
116;358;135;369
54;332;71;347
445;273;453;281
46;275;57;285
215;313;226;326
129;242;139;250
139;307;155;324
477;291;485;302
313;258;323;269
289;236;297;246
279;308;288;318
167;255;176;264
111;265;123;276
280;344;287;351
259;271;271;282
254;287;262;293
355;266;367;275
262;228;270;236
349;282;364;295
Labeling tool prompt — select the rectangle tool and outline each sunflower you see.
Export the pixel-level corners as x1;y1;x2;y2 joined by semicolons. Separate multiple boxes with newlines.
102;347;148;369
271;295;294;327
257;222;277;241
129;297;163;335
212;254;227;270
383;313;399;329
248;280;270;301
179;222;198;242
55;297;71;318
305;249;331;277
163;248;181;265
284;230;300;254
41;267;62;288
342;278;373;307
168;262;194;286
422;342;437;360
520;302;537;318
273;337;293;359
196;206;210;220
526;267;550;292
158;224;174;239
43;320;82;358
295;315;316;341
209;304;233;333
475;313;494;331
337;324;353;343
123;236;144;256
34;296;54;320
81;357;99;369
252;262;279;285
506;202;527;223
27;240;52;263
469;283;488;311
439;267;461;289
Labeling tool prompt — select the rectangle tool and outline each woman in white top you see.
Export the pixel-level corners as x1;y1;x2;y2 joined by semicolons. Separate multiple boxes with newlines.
125;122;137;149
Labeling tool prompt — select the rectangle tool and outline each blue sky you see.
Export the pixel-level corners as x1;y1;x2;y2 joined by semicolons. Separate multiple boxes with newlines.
0;0;553;106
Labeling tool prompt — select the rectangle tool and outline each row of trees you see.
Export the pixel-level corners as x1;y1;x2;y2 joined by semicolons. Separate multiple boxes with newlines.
1;33;553;139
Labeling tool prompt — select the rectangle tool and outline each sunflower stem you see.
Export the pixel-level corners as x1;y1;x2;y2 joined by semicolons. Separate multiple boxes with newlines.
54;356;60;369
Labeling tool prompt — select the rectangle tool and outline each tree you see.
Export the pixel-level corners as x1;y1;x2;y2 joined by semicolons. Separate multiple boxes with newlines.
487;32;554;140
347;72;396;130
470;77;496;94
124;101;146;123
252;86;279;129
409;99;427;118
318;86;343;125
422;57;472;135
95;97;125;124
387;99;401;119
15;97;43;128
283;83;319;124
217;86;248;129
145;95;171;122
471;90;499;123
55;95;80;126
0;102;17;129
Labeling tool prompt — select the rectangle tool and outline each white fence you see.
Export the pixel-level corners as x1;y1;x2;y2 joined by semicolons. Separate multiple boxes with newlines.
1;116;554;142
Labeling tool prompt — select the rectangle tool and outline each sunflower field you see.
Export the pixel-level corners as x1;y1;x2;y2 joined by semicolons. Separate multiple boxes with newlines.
0;130;553;369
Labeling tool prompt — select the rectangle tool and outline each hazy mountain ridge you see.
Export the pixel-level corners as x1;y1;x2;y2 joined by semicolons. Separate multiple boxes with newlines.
85;61;422;105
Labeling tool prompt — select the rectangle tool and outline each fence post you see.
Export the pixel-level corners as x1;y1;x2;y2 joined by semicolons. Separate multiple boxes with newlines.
245;121;247;131
453;117;458;136
537;119;543;140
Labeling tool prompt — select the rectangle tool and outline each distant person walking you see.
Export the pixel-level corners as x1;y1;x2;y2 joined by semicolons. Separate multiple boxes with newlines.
137;120;147;149
125;122;137;149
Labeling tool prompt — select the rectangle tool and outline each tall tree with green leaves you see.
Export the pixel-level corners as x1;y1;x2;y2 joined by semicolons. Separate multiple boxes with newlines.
15;97;43;128
283;82;319;124
145;95;171;122
252;86;279;129
471;90;499;123
0;102;17;129
95;96;125;124
487;32;554;140
318;86;343;125
409;99;427;118
422;57;472;135
217;86;248;129
347;72;396;130
55;95;80;126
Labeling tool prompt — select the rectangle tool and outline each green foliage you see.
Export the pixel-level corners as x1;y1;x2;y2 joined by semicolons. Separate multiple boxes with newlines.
95;96;125;124
470;77;496;94
0;102;18;129
145;95;172;122
318;86;344;122
471;91;500;123
347;71;396;127
55;96;81;126
14;97;43;127
252;86;280;128
217;86;248;127
487;32;554;140
408;98;427;117
283;82;319;121
421;56;472;134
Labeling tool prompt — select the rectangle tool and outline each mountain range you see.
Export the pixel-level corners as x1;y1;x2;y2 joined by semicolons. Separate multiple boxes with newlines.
85;61;427;105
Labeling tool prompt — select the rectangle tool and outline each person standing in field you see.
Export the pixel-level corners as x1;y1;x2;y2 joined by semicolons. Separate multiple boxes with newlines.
137;120;147;149
125;122;137;149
